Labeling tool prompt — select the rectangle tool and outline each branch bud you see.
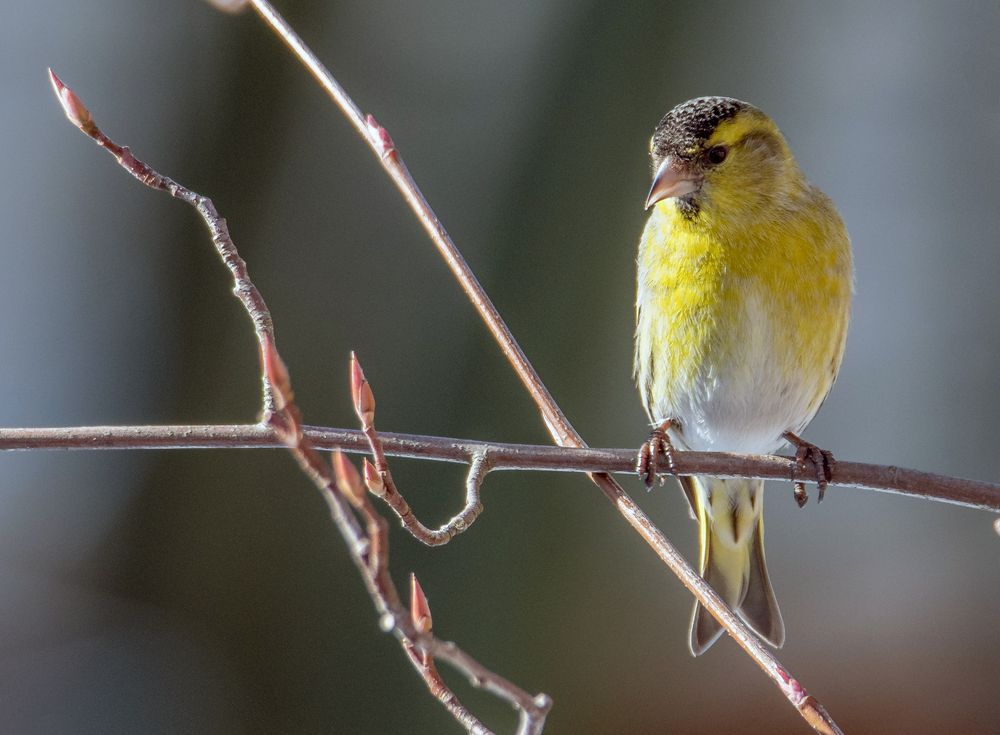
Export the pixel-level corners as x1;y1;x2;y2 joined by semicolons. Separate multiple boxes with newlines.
349;351;376;430
48;69;97;136
332;451;366;508
365;114;397;161
362;457;385;497
410;573;433;635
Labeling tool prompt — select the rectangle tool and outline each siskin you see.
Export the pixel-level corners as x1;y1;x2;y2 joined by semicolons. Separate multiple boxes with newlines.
634;97;853;655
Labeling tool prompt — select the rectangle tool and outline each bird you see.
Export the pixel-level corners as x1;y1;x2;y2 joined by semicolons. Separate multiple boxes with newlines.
633;97;853;655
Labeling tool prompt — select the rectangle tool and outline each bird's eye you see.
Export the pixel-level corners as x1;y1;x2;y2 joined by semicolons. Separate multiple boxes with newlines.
706;145;728;164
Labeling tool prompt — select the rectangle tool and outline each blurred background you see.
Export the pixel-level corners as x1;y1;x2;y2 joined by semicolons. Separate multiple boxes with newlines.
2;1;999;733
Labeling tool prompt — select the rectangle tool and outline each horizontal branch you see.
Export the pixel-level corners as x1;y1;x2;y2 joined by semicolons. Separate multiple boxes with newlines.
2;424;997;512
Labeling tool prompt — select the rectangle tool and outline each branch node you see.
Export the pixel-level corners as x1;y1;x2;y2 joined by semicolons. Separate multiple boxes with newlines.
378;612;397;633
534;693;554;710
363;456;386;497
350;351;376;430
410;573;434;635
365;113;397;161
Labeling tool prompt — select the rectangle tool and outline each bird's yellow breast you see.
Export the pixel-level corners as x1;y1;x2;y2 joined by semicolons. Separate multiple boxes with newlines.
634;188;852;452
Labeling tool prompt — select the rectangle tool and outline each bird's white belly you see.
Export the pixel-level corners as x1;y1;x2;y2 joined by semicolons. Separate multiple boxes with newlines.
657;290;824;455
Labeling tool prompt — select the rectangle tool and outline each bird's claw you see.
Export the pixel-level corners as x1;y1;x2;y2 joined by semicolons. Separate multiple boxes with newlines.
783;431;835;506
637;422;678;490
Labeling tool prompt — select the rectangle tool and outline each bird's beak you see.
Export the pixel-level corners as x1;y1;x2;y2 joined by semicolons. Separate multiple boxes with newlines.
645;157;702;209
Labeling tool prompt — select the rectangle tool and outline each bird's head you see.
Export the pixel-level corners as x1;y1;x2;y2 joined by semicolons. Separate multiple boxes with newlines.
646;97;800;222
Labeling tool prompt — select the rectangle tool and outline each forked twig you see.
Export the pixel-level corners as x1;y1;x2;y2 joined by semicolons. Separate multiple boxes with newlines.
350;352;489;545
48;71;550;734
266;354;551;735
231;2;843;731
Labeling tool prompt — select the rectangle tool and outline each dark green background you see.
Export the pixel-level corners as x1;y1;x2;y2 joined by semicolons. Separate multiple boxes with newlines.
2;1;999;733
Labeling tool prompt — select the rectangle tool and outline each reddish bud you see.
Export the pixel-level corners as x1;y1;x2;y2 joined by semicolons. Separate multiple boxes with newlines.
332;451;366;508
410;573;433;635
349;351;376;429
365;114;397;161
261;337;293;411
48;69;96;135
362;457;385;497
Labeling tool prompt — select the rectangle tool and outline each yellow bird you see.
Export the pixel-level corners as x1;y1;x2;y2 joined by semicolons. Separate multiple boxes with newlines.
633;97;853;655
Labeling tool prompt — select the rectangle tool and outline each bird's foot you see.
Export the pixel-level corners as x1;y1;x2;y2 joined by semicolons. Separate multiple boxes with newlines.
637;420;678;490
782;431;835;506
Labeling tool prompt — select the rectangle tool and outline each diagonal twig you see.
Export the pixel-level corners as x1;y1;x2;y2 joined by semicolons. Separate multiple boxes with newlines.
48;70;280;418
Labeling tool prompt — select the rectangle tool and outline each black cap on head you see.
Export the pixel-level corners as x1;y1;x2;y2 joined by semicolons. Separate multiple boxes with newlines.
651;97;751;161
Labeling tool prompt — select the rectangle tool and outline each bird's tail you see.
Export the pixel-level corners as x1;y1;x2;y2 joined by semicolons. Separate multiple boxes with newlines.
688;476;785;656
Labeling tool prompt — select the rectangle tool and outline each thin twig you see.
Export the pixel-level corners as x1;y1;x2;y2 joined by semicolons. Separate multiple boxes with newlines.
48;72;550;735
47;70;279;417
238;3;846;730
350;353;490;544
366;443;490;547
1;424;999;513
